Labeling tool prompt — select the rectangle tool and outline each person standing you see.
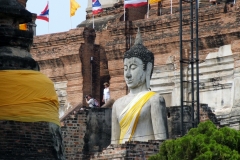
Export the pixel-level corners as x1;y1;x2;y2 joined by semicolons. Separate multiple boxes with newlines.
102;82;110;103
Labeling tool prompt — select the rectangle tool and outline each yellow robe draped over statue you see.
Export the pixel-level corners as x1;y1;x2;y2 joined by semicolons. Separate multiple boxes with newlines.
119;91;156;144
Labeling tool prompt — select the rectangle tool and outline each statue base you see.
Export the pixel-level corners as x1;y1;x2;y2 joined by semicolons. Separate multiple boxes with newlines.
90;140;164;160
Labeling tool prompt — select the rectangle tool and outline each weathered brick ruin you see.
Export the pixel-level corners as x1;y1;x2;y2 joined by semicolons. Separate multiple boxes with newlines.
31;28;111;117
30;0;240;159
61;108;112;159
0;0;64;159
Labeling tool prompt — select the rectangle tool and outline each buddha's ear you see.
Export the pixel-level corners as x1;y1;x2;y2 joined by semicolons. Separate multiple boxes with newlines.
146;62;152;90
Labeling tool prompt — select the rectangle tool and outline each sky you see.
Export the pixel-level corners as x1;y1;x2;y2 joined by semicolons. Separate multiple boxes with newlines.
27;0;88;36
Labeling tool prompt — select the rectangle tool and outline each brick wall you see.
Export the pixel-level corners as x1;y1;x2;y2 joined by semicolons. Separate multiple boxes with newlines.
83;109;112;158
80;28;101;106
31;28;85;113
29;2;240;159
61;108;112;159
200;104;219;125
61;111;87;159
31;27;111;116
31;0;240;113
60;105;219;159
0;121;64;159
99;2;240;101
167;106;192;138
91;140;164;160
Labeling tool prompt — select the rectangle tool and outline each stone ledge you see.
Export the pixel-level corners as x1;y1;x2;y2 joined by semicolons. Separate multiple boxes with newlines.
32;28;85;48
90;140;164;160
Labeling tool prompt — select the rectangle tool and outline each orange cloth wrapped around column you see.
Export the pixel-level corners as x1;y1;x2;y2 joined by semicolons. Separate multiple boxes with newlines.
0;70;60;126
19;23;27;30
149;0;161;4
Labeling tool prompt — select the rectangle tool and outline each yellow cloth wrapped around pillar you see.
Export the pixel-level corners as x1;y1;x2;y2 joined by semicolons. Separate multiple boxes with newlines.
149;0;161;4
0;70;60;126
19;23;27;30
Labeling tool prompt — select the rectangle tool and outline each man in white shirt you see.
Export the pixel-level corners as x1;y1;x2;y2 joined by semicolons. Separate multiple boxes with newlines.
85;94;95;108
102;82;110;103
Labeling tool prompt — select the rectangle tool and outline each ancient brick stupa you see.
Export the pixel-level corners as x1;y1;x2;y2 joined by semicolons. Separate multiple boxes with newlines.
0;0;65;159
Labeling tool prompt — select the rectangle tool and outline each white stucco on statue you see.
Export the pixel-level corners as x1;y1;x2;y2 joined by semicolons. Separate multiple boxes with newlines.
111;29;168;144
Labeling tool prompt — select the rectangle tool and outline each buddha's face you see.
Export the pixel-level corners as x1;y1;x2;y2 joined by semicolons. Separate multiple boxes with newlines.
124;57;146;89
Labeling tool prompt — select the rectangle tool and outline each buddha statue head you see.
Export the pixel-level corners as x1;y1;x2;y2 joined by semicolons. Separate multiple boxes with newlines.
123;28;154;91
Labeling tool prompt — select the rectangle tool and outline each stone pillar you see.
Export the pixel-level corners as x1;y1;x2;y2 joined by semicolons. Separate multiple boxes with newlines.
0;0;65;159
29;13;37;36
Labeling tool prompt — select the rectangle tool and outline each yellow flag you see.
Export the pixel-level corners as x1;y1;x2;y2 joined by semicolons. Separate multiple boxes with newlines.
19;23;27;30
149;0;161;4
70;0;80;17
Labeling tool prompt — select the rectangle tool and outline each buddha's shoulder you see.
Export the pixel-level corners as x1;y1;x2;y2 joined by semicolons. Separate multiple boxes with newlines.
113;92;165;105
150;92;165;102
114;95;129;104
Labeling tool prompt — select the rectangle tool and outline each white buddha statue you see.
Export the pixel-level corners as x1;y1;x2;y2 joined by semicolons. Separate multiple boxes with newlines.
111;29;168;144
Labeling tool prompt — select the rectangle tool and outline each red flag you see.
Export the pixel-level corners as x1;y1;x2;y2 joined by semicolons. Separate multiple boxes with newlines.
124;0;148;8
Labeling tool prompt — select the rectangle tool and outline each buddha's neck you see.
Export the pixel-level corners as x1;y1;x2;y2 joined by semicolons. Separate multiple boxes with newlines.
129;84;148;95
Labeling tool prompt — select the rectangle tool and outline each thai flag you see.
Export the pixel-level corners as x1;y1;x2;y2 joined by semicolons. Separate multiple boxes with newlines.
37;2;49;22
124;0;148;8
92;0;103;15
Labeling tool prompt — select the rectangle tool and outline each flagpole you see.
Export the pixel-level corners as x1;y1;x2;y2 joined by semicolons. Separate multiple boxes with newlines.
124;3;126;21
147;0;150;18
48;0;49;33
93;15;95;29
70;0;72;29
160;2;162;15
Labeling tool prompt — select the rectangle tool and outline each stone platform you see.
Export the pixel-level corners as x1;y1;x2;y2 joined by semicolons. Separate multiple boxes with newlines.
90;140;164;160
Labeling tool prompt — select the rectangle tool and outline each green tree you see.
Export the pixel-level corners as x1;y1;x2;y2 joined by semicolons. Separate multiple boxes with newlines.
149;120;240;160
